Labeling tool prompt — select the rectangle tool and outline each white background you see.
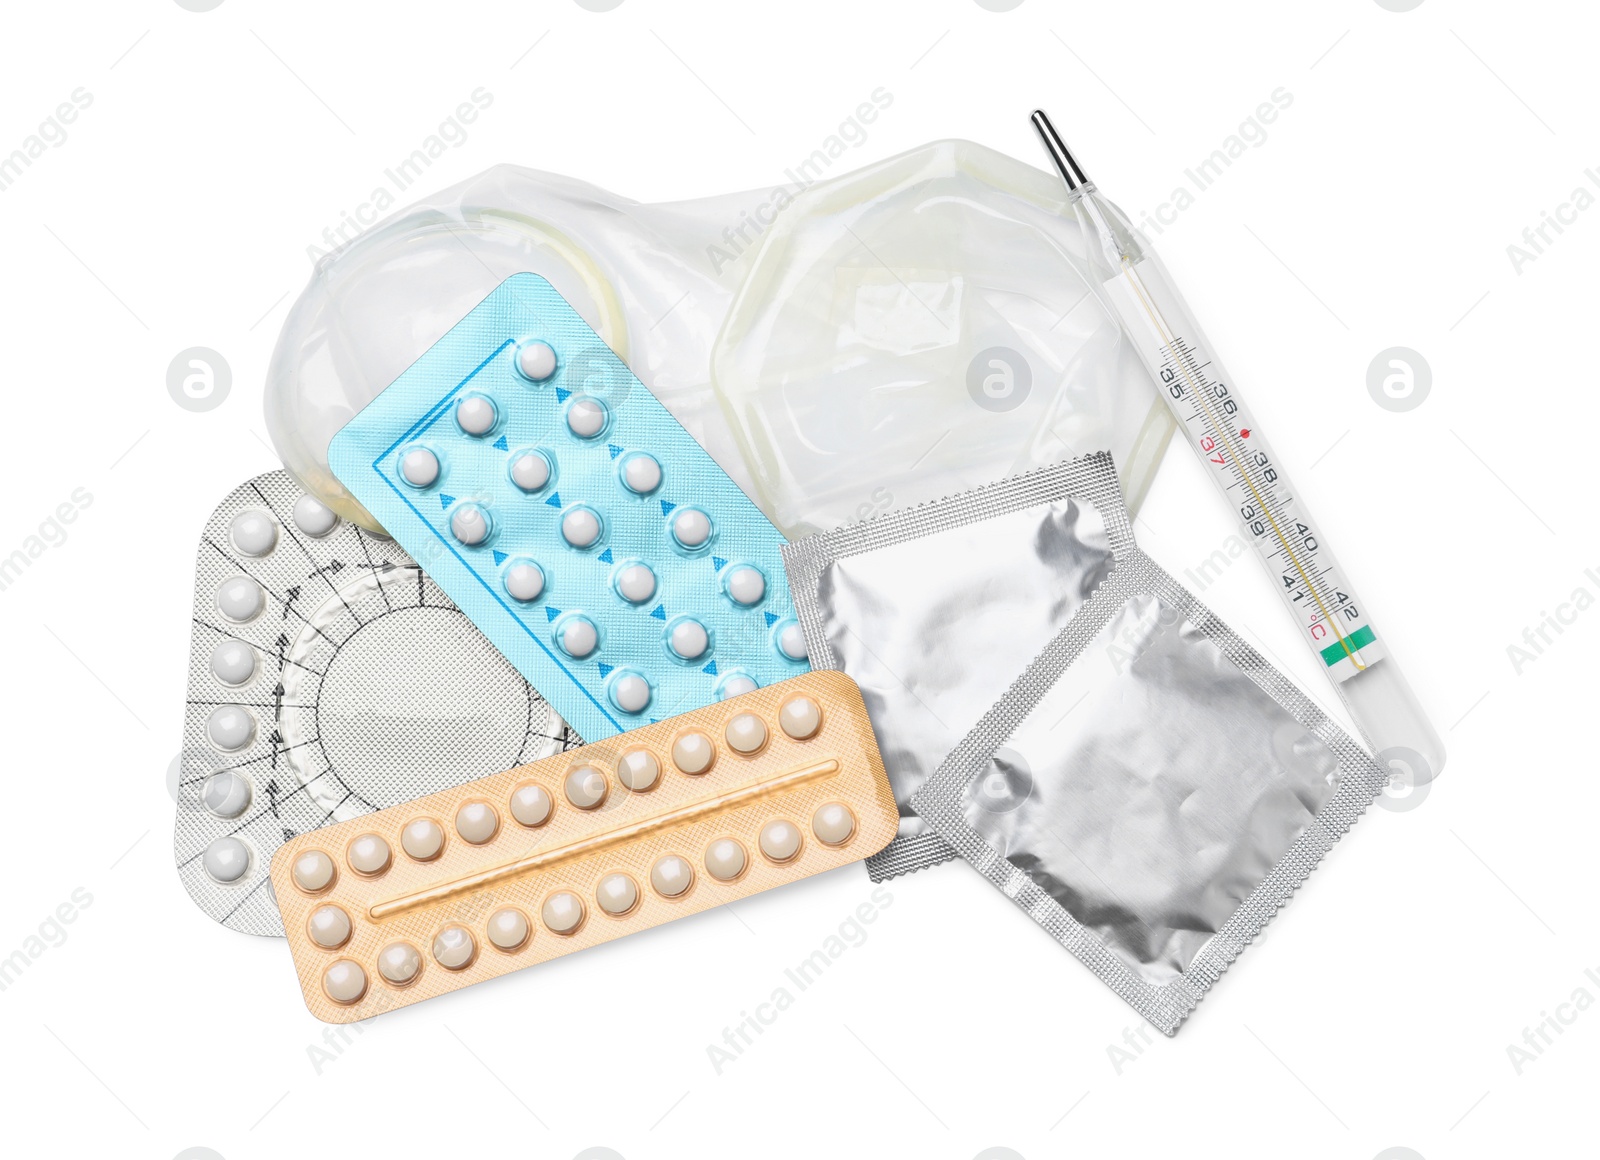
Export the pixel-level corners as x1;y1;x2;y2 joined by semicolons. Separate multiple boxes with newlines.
0;1;1593;1158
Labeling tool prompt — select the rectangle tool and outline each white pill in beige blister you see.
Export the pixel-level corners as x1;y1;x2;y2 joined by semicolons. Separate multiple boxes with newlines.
724;712;767;755
206;705;255;751
230;510;277;556
509;783;553;827
779;696;822;740
456;394;497;436
308;904;352;949
209;639;256;686
432;926;476;970
672;731;715;774
510;451;550;492
566;398;607;439
216;576;263;622
378;942;422;986
616;749;660;792
672;508;712;548
400;447;440;488
542;891;584;934
651;855;694;898
203;836;251;883
564;765;607;809
455;801;500;844
292;494;338;537
487;908;531;952
347;833;391;876
812;802;856;846
725;566;766;606
759;820;802;863
516;340;557;381
323;960;367;1005
401;817;445;861
597;873;638;916
292;850;336;893
705;838;747;882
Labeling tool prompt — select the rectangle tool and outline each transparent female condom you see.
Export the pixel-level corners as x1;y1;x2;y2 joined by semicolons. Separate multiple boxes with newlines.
265;141;1174;537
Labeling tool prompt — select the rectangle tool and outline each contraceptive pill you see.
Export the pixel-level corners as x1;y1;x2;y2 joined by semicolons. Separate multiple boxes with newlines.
176;471;575;936
328;273;808;746
271;671;895;1022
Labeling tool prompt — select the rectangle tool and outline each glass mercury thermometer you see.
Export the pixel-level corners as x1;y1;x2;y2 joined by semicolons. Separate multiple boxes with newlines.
1031;108;1444;782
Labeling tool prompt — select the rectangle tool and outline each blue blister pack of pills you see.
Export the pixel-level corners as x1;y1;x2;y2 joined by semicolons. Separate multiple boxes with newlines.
328;274;810;744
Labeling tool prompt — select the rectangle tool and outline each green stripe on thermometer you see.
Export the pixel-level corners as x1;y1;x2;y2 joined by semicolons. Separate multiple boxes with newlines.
1031;109;1444;782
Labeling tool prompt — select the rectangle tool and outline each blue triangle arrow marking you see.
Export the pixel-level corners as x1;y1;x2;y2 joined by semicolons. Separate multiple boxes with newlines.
607;443;623;460
649;604;666;621
545;606;562;622
492;550;508;565
491;435;508;451
544;492;562;508
764;611;778;626
439;493;456;508
701;660;718;676
597;662;614;677
598;548;613;564
712;555;728;571
555;387;571;403
659;500;676;515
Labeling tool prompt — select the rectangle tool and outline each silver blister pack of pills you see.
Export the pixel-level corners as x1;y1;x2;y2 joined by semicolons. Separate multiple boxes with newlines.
781;452;1134;880
911;548;1387;1033
174;471;578;936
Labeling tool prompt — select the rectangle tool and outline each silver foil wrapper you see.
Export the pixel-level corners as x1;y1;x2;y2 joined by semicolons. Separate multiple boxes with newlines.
911;549;1386;1034
781;452;1134;880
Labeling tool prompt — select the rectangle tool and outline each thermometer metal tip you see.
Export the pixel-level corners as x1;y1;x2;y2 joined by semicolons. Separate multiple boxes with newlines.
1030;109;1090;192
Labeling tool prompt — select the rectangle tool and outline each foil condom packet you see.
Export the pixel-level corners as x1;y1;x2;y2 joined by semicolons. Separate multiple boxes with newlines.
911;548;1387;1033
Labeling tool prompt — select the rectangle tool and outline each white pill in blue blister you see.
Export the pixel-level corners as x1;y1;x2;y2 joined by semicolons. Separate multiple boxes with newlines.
609;671;651;714
621;453;662;495
504;561;544;602
510;451;551;493
561;507;602;549
778;622;808;661
217;576;264;622
566;398;608;439
671;508;712;549
669;619;709;660
456;395;498;436
719;675;758;699
400;447;440;488
210;639;257;685
615;562;656;604
451;504;491;546
557;616;598;658
725;565;766;606
516;340;557;382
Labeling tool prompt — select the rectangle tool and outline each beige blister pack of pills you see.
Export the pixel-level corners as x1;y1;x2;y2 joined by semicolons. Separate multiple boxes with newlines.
271;670;896;1022
175;471;575;936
